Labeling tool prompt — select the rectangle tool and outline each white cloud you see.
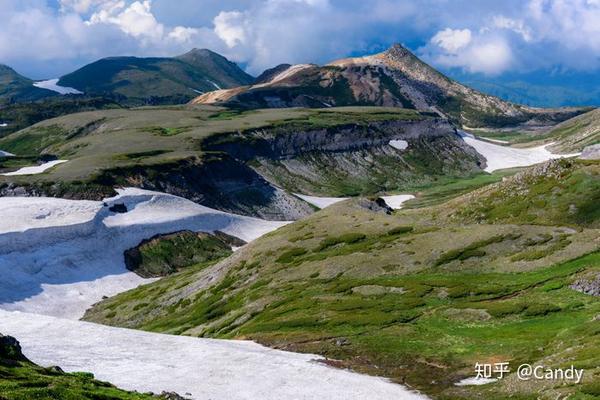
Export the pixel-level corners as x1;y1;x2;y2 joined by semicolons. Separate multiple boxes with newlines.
1;0;600;79
425;25;513;75
430;28;472;53
214;11;247;48
491;16;532;41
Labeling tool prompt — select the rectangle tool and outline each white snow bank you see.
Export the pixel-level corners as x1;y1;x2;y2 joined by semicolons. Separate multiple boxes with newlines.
459;131;580;172
454;377;498;386
1;160;68;176
295;193;349;209
0;188;289;319
0;310;428;400
381;195;415;209
389;139;409;150
33;79;83;95
295;194;414;210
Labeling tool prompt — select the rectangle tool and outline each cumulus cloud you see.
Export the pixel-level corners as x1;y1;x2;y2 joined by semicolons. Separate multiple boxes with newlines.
214;11;247;48
430;28;472;53
421;0;600;75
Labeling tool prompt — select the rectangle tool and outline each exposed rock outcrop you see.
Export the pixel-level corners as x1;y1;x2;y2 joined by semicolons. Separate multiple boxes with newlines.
570;274;600;296
0;334;30;364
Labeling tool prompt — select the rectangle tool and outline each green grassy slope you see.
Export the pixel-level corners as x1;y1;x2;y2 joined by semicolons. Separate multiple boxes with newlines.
443;159;600;228
58;50;253;105
0;65;56;104
85;159;600;399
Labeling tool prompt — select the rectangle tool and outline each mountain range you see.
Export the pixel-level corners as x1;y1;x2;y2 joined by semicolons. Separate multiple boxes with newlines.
191;44;586;128
1;44;592;128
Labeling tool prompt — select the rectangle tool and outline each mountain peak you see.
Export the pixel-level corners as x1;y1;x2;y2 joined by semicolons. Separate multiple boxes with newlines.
383;43;418;62
180;48;218;58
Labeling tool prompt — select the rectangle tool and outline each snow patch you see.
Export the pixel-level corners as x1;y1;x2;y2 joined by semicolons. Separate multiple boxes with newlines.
295;194;349;209
33;79;83;95
0;150;15;157
0;123;8;127
0;188;289;319
480;137;509;144
0;310;428;400
267;64;313;84
390;139;409;150
455;377;498;386
459;131;580;172
381;195;415;209
1;160;68;176
206;79;222;90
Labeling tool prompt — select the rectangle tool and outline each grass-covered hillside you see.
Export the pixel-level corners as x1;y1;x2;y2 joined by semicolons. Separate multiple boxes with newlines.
443;158;600;228
0;65;55;104
0;334;165;400
58;49;254;106
86;159;600;399
0;105;487;219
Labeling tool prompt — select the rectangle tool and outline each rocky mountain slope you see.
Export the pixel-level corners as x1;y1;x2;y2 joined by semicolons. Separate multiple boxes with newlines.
85;158;600;399
546;108;600;153
58;49;254;105
192;44;585;128
0;65;56;104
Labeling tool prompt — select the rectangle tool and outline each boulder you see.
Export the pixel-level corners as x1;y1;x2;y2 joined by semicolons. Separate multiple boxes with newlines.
0;334;30;364
570;274;600;297
580;144;600;160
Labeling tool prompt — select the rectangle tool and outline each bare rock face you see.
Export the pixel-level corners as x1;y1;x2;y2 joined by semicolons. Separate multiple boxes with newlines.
0;334;30;364
356;198;393;215
580;144;600;160
570;274;600;297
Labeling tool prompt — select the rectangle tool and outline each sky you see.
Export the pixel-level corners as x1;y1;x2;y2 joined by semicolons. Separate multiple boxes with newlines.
1;0;599;103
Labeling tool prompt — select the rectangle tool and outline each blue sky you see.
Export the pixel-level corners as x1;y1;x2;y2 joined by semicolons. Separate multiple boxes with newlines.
1;0;599;105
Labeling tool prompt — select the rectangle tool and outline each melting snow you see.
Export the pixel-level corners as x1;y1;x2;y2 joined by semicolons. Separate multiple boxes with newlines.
295;194;349;208
390;139;409;150
33;79;83;95
0;310;428;400
454;377;498;386
1;160;68;176
459;131;580;172
0;188;288;319
381;195;415;209
0;188;429;399
295;193;414;210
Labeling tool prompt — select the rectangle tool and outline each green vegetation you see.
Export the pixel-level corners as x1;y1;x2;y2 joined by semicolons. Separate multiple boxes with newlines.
124;231;237;278
0;364;159;400
0;341;159;400
447;159;600;228
57;49;253;106
403;170;517;209
85;159;600;398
